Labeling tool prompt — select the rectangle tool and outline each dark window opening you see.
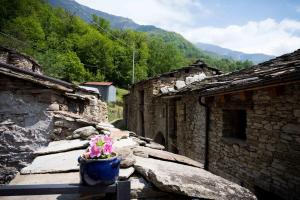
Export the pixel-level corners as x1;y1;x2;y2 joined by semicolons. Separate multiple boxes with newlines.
184;69;190;73
254;186;284;200
222;109;247;140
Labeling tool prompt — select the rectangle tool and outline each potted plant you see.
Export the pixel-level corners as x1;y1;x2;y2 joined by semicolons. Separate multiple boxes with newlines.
78;135;120;186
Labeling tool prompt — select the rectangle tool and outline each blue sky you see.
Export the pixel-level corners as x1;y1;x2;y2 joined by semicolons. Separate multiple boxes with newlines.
75;0;300;56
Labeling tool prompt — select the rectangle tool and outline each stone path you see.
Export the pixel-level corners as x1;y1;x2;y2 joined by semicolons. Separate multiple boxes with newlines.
4;126;256;200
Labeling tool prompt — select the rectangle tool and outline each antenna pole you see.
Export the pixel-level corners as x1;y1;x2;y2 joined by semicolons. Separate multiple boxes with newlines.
132;45;135;84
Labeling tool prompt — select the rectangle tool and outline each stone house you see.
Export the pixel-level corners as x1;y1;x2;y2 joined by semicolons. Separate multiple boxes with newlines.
123;60;221;153
0;46;108;183
124;50;300;199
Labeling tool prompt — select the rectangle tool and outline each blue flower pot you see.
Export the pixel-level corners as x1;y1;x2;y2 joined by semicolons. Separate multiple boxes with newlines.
78;153;121;186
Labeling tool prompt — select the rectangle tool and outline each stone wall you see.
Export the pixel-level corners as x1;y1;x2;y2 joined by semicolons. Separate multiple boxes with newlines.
207;83;300;199
0;74;107;183
175;95;206;163
124;65;217;152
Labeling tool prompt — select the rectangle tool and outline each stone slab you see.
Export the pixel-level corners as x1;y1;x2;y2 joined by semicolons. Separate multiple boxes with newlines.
113;138;139;150
145;141;165;150
34;139;88;155
119;167;135;180
134;156;256;200
133;146;203;168
21;150;85;174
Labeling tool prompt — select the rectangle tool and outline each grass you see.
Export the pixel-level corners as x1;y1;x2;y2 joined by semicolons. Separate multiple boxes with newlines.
107;88;128;122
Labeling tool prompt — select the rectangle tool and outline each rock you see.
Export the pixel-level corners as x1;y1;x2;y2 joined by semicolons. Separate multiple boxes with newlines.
69;126;98;140
185;76;197;85
160;86;169;94
96;122;115;129
282;123;300;134
113;138;139;150
47;103;59;111
134;156;256;200
175;80;186;90
133;147;149;158
138;136;153;143
132;137;147;146
119;167;135;180
21;150;85;174
145;141;165;150
133;146;203;168
130;176;173;199
115;147;136;168
75;118;98;126
34;139;89;155
109;128;130;141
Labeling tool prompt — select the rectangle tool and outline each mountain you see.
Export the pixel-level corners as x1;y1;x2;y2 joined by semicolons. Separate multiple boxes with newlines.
47;0;203;59
196;42;275;64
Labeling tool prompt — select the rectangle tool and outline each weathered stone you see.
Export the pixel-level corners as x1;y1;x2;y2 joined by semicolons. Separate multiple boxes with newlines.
47;103;60;111
160;86;169;94
145;141;165;150
138;136;153;143
34;139;89;155
115;147;136;168
21;150;85;174
133;146;203;168
175;80;186;90
113;138;139;150
282;124;300;134
130;176;173;199
134;156;256;199
119;167;135;180
132;137;147;146
68;126;99;140
109;128;130;141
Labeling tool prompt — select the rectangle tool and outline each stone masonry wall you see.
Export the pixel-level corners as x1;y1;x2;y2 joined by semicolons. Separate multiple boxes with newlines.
207;83;300;199
0;74;108;183
176;95;206;163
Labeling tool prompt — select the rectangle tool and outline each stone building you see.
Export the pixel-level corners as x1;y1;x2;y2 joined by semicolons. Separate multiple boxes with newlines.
124;50;300;199
0;46;108;183
124;60;221;154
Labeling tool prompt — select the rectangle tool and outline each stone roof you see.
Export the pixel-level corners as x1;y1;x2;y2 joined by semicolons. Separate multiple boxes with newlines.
132;59;222;86
0;49;98;95
5;123;256;200
82;82;113;86
162;49;300;97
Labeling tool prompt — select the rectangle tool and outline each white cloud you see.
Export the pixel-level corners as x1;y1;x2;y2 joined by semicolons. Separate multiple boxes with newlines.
75;0;211;31
75;1;299;56
181;18;300;56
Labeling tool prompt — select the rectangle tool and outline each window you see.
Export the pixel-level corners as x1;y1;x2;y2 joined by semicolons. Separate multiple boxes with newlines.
222;109;247;140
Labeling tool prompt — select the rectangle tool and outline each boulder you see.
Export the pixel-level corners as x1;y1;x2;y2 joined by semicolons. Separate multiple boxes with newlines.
34;139;88;155
133;146;203;168
115;147;136;168
132;137;147;146
21;150;85;174
134;156;256;200
145;141;165;150
67;126;98;140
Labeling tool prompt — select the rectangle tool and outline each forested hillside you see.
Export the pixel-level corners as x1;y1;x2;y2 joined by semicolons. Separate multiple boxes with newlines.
0;0;253;88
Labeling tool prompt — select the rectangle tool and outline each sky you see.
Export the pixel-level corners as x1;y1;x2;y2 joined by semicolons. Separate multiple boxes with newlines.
75;0;300;56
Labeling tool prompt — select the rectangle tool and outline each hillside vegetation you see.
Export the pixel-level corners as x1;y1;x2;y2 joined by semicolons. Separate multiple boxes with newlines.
0;0;253;88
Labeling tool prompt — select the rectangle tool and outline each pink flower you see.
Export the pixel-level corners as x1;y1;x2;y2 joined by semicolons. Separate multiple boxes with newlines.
103;142;113;155
89;143;102;158
89;135;100;146
103;135;112;143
